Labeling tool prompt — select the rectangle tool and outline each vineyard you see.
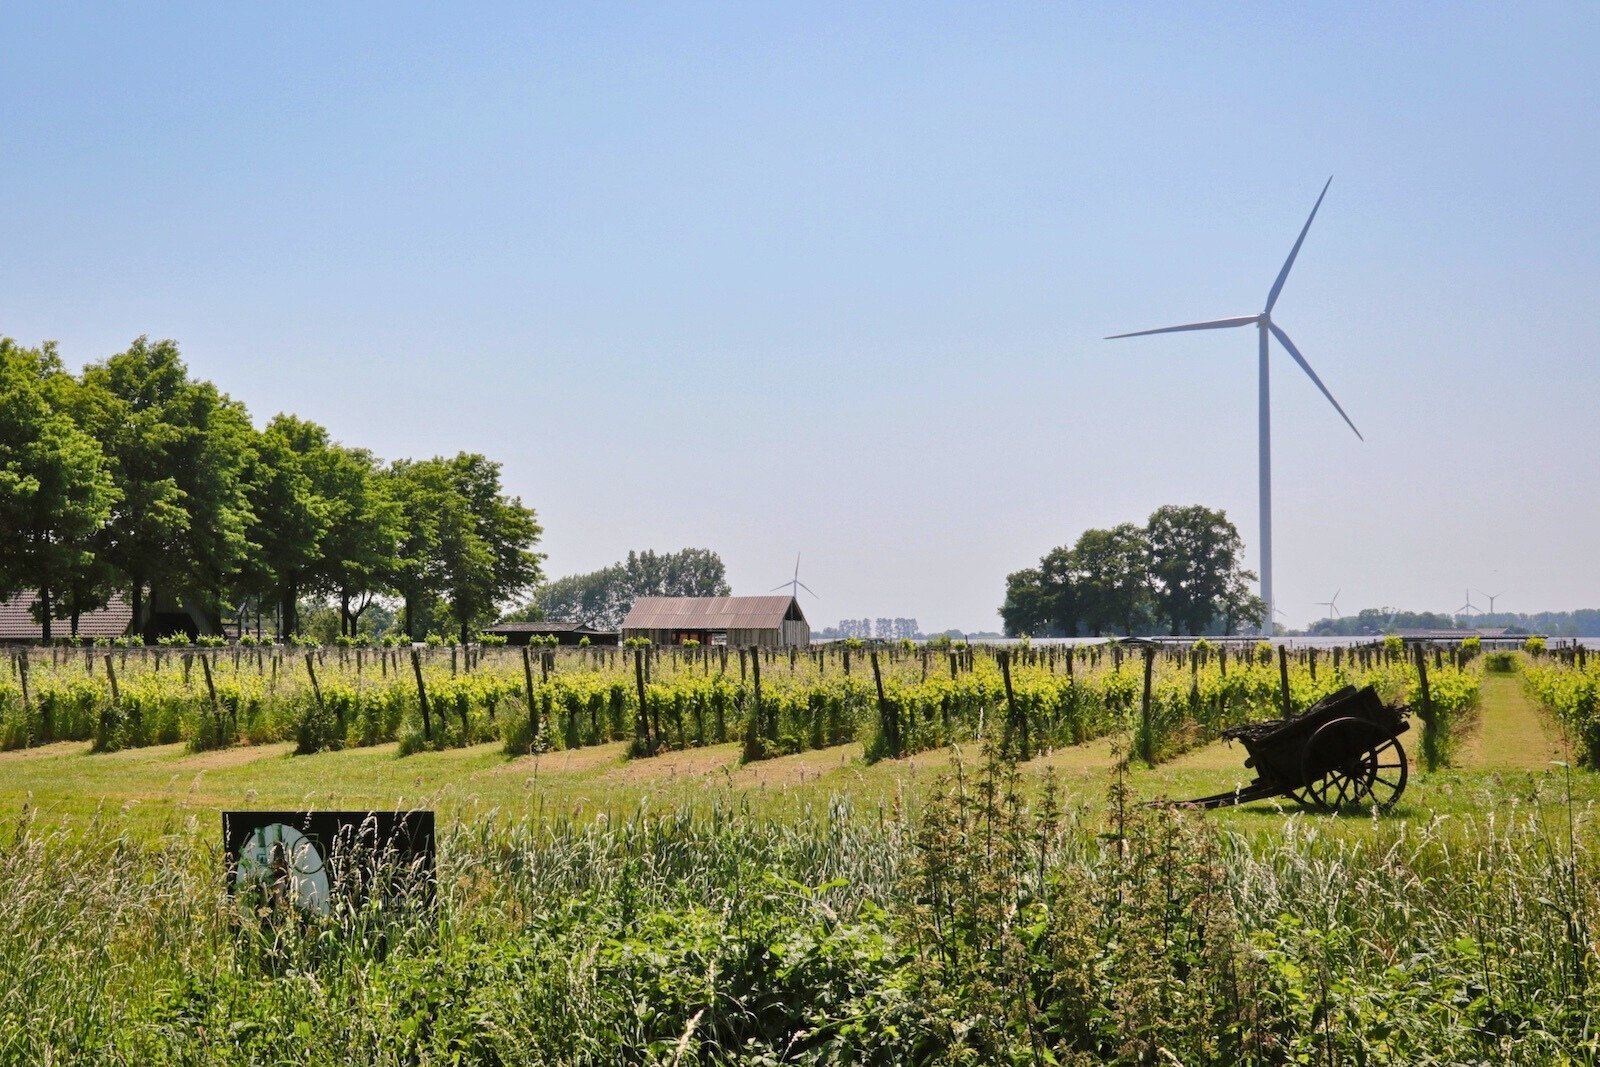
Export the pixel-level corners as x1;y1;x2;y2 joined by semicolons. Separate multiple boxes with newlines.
1525;644;1600;766
0;639;1482;772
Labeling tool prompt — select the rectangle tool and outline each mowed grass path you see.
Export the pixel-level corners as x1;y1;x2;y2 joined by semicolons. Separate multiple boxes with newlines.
2;674;1591;839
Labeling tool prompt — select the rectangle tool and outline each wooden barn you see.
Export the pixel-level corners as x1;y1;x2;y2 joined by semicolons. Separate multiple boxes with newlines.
620;596;810;649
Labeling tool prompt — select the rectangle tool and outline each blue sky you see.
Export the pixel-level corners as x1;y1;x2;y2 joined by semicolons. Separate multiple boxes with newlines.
4;3;1597;631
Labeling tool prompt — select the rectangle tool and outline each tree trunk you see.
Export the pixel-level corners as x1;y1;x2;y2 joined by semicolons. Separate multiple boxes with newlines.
130;578;146;642
280;582;298;640
38;588;52;643
340;590;351;636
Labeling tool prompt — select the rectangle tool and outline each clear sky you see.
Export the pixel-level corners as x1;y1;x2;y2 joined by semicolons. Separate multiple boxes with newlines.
4;4;1597;632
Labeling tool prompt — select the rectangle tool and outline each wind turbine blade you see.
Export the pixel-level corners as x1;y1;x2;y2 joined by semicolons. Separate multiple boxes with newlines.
1264;176;1332;314
1267;321;1363;441
796;581;818;598
770;582;793;593
1105;315;1258;340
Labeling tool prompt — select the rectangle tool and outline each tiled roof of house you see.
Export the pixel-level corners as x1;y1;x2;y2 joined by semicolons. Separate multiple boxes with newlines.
0;593;132;640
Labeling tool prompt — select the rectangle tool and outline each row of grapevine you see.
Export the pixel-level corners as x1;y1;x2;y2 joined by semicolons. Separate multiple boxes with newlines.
1524;652;1599;766
0;641;1481;769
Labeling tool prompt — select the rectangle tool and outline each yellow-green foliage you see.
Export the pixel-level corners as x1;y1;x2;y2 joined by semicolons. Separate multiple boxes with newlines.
0;642;1480;771
1525;655;1600;766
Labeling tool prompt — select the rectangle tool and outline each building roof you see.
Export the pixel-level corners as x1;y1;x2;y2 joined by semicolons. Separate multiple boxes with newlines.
0;593;132;640
485;620;608;634
622;596;805;631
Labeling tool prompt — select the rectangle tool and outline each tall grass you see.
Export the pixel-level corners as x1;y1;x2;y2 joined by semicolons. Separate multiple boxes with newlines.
1;749;1592;1064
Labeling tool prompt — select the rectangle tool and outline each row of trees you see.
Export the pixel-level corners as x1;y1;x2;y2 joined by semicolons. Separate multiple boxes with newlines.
0;336;543;642
1000;505;1265;637
1307;608;1596;637
504;548;731;630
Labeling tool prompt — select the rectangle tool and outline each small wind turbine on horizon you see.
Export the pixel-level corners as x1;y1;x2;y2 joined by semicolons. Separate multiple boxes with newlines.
1107;177;1362;635
1455;589;1479;622
1316;590;1342;619
771;554;817;600
1479;590;1504;616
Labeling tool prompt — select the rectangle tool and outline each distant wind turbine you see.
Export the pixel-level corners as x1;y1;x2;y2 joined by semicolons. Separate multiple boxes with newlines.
1108;178;1362;634
1479;590;1504;615
1316;590;1342;619
771;554;817;600
1455;589;1478;622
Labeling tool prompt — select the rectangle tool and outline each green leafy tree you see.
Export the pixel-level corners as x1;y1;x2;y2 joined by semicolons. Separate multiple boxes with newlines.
1069;523;1149;637
1214;567;1266;636
1145;504;1247;636
385;459;447;639
0;339;120;640
999;567;1051;637
389;455;544;642
313;444;401;636
78;338;253;638
239;415;334;638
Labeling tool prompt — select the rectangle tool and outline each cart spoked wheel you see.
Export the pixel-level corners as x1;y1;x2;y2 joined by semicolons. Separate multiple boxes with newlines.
1298;716;1408;814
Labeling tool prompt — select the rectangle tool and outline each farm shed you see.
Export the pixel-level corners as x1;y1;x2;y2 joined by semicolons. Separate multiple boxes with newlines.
0;593;133;643
621;596;810;649
481;621;618;646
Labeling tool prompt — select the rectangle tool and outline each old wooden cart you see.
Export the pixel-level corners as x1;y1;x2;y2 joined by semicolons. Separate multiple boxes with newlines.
1179;684;1410;813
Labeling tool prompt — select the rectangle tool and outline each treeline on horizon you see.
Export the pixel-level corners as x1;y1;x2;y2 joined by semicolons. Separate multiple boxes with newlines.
1000;505;1264;638
1307;607;1600;638
0;335;543;643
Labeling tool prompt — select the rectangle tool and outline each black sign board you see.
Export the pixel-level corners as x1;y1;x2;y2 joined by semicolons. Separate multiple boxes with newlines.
222;810;435;915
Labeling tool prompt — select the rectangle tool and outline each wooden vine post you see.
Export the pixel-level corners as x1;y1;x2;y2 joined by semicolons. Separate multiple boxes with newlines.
304;652;334;735
17;652;30;715
870;650;898;759
1277;645;1292;719
633;649;653;754
1139;646;1155;766
410;648;432;742
741;646;764;762
1413;644;1436;770
999;650;1028;762
752;646;767;745
521;647;537;749
201;653;226;735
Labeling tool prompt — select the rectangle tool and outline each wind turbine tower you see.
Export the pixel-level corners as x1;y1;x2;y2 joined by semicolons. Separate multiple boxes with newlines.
1108;179;1362;633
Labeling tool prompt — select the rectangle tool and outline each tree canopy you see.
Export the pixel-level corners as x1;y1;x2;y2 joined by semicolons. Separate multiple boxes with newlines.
0;333;544;642
1000;506;1264;638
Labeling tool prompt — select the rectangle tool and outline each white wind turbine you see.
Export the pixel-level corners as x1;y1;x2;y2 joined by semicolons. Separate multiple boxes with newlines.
1316;590;1342;619
1108;178;1362;634
771;554;817;600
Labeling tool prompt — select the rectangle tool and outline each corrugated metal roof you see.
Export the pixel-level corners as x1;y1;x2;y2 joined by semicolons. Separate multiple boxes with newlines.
622;596;803;631
0;593;133;640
